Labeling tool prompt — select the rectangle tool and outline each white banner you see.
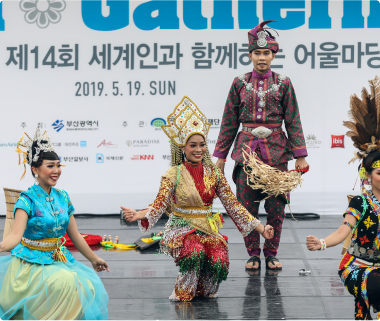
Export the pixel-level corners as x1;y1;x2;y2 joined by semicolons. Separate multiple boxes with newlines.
0;0;379;215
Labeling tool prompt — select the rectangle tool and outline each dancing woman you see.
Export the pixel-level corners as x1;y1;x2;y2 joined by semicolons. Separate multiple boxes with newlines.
122;96;274;302
0;127;109;320
306;77;380;320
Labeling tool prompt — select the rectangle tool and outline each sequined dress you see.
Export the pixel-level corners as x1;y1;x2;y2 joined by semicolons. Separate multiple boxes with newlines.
339;189;380;320
0;184;109;320
138;162;260;301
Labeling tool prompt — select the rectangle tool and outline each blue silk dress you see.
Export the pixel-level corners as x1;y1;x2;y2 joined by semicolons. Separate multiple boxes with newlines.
0;184;109;320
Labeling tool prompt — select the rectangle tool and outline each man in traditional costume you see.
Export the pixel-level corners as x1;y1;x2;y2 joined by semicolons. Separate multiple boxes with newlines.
213;20;309;270
122;96;274;301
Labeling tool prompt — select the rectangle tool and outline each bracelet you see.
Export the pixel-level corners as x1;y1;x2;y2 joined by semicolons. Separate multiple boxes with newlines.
342;221;354;230
318;239;326;251
260;225;266;235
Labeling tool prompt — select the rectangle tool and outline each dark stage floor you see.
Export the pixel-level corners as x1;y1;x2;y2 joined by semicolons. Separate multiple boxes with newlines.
0;215;354;320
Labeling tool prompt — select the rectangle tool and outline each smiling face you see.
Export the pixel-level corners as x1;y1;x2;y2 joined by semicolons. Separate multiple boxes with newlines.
32;160;62;187
248;49;276;74
181;134;206;163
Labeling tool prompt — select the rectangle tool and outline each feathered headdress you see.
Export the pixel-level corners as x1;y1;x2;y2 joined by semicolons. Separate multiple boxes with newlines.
344;77;380;163
16;126;57;180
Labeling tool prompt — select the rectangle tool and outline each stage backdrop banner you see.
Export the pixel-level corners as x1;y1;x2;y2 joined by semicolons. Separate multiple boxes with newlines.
0;0;379;215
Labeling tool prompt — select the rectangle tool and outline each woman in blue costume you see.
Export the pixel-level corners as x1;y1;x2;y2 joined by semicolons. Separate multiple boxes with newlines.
0;127;109;320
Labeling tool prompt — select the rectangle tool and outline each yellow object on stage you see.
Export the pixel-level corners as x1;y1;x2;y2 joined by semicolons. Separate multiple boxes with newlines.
100;241;137;250
141;238;154;243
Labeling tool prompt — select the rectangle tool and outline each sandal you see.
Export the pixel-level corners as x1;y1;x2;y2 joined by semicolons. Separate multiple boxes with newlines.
245;256;261;271
265;256;282;271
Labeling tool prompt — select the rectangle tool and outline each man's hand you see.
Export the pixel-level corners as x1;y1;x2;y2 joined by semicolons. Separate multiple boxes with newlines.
295;156;308;170
216;158;225;174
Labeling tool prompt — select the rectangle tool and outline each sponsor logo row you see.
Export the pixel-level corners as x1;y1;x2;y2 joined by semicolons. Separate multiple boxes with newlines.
19;118;223;133
1;135;345;149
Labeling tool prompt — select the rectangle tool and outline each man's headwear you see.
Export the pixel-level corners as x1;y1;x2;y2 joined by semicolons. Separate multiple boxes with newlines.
161;96;214;166
344;76;380;164
16;126;59;180
248;20;279;53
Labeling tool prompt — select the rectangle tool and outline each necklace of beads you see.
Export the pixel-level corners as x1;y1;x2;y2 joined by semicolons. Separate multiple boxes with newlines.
238;73;286;108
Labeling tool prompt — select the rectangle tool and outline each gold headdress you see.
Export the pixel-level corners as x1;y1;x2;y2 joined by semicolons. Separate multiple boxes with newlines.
16;126;57;180
344;76;380;163
161;96;214;167
162;96;211;146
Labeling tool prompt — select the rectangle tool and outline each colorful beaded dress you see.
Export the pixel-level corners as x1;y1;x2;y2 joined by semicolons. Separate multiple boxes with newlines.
339;190;380;320
338;77;380;320
138;96;260;301
0;128;108;320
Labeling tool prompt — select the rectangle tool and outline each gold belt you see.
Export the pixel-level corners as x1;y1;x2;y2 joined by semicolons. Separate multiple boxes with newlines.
173;205;223;234
173;205;212;218
21;236;68;262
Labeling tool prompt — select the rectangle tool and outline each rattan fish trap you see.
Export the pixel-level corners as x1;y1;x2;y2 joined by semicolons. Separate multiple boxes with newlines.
2;188;23;241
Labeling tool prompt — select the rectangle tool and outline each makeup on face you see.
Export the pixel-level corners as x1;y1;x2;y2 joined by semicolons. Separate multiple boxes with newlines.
182;134;206;163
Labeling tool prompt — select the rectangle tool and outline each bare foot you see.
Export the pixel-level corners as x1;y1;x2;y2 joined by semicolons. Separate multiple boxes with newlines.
245;256;260;269
266;257;282;269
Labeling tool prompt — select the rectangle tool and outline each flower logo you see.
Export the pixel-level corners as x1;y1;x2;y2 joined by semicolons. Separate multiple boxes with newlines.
20;0;66;29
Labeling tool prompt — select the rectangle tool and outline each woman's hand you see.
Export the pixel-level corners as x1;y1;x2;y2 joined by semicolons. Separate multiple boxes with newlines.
91;256;109;272
306;235;321;251
216;158;225;174
262;225;274;240
121;207;139;222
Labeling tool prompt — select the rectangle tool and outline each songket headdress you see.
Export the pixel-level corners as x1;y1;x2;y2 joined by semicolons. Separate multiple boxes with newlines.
16;126;59;180
161;96;214;166
248;20;279;53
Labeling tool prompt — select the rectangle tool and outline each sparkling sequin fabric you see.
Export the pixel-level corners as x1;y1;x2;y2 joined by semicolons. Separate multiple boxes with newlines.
138;163;260;301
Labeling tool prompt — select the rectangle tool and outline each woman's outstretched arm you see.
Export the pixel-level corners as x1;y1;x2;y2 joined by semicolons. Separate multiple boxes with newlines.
66;215;109;272
0;209;28;252
215;169;273;240
122;176;175;233
306;215;356;251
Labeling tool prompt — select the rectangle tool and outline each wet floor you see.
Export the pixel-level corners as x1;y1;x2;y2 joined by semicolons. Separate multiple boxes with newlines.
0;215;354;319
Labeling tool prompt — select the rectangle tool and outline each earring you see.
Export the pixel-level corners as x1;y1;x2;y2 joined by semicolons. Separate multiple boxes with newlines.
368;178;372;192
35;174;39;185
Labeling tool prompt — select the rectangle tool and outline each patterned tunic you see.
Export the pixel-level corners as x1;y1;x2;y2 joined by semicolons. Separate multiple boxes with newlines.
213;69;308;166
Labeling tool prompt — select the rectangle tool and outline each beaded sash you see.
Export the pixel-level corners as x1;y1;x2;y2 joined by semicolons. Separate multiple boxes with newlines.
21;236;68;262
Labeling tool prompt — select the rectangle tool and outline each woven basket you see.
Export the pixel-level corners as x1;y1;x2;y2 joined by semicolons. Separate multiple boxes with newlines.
2;188;23;241
341;194;355;255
